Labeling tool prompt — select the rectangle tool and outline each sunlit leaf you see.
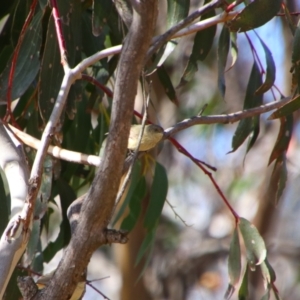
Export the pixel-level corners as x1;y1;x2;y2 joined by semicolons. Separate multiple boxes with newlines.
227;32;238;71
227;0;281;32
167;0;190;29
147;41;177;75
239;218;267;271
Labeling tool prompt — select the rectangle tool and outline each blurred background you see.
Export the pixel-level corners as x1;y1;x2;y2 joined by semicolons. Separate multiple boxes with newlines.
1;0;300;299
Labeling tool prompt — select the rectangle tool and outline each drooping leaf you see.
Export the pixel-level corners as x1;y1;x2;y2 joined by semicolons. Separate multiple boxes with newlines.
291;21;300;91
227;32;238;71
147;40;177;75
4;268;22;299
268;95;300;120
135;227;156;266
167;0;190;29
180;7;216;84
269;155;288;204
113;162;142;226
0;10;42;103
0;171;9;236
144;162;168;230
92;0;114;36
225;227;241;299
228;228;241;286
255;35;276;95
227;0;282;32
217;25;230;97
238;218;267;271
260;258;276;290
238;266;249;300
260;289;270;300
231;62;263;152
245;116;260;154
120;177;146;231
157;65;178;104
82;11;106;57
38;13;64;122
283;5;297;35
268;115;293;164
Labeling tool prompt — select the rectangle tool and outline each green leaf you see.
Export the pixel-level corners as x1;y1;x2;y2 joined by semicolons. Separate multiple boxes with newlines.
144;162;168;230
113;162;142;226
291;21;300;91
255;36;276;95
228;32;238;71
4;268;22;300
92;0;113;36
135;228;156;266
120;177;146;231
260;258;276;289
260;289;270;300
227;0;282;32
43;178;75;262
180;7;216;84
147;41;177;75
268;95;300;120
38;14;64;122
268;115;293;165
228;228;241;285
238;266;249;300
217;25;230;97
0;10;42;102
231;62;263;152
224;284;235;300
238;218;267;271
0;170;9;236
292;21;300;65
245;116;260;154
157;65;178;104
82;11;106;57
24;219;41;265
269;155;288;204
167;0;190;29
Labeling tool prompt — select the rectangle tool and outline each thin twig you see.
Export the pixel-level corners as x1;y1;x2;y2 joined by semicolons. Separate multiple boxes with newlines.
50;0;69;68
164;97;292;138
166;199;192;227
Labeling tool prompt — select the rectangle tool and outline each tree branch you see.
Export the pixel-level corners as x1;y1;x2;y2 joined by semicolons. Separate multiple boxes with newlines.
164;97;292;138
33;1;158;299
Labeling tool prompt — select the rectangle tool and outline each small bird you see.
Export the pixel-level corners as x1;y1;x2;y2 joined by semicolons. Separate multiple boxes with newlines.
128;124;164;151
